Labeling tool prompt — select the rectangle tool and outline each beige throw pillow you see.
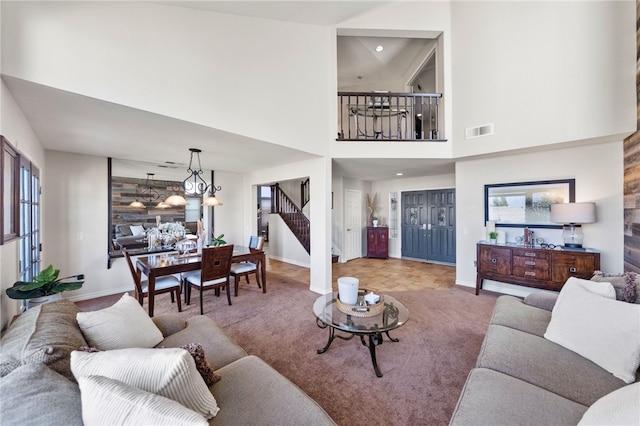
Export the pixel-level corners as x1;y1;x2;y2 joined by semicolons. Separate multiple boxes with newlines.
71;347;219;419
76;293;163;350
78;375;208;426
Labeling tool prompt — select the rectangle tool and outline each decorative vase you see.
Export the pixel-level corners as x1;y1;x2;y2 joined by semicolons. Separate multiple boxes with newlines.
338;277;359;305
372;219;379;227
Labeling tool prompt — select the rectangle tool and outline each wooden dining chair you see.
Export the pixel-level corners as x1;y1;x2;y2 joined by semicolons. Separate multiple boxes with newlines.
122;248;182;314
185;244;234;315
231;236;264;296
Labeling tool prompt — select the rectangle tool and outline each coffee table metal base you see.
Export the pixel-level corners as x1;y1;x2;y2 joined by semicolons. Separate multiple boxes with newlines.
316;318;399;378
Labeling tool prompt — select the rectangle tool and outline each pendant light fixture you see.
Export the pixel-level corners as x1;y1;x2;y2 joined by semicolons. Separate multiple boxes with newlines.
167;148;223;207
202;184;223;206
129;173;160;208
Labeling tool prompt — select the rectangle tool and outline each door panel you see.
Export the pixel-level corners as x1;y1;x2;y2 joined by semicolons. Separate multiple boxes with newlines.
401;191;428;259
401;189;456;263
427;189;456;263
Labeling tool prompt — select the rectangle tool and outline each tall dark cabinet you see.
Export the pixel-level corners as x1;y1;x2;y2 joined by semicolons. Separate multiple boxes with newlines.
367;227;389;259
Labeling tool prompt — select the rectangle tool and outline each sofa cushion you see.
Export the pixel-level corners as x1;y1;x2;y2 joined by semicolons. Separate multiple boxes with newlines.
449;368;587;426
78;375;208;426
152;314;188;337
0;299;88;381
0;363;83;425
76;293;164;350
544;279;640;384
578;382;640;426
592;272;640;304
210;355;336;425
523;291;558;311
490;295;552;337
477;324;627;406
71;347;219;419
156;315;247;370
116;224;133;237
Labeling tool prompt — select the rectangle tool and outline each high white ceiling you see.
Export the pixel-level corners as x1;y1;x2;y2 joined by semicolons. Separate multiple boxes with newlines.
3;1;454;181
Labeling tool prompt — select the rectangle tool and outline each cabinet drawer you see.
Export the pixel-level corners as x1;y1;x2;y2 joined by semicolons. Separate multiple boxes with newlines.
478;246;512;275
551;252;597;283
513;257;550;280
511;248;549;260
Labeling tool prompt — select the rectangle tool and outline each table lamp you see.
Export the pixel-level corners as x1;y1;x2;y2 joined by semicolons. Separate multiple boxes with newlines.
550;202;596;248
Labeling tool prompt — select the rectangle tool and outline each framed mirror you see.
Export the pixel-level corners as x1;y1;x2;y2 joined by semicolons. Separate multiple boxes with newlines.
108;158;203;253
484;179;575;228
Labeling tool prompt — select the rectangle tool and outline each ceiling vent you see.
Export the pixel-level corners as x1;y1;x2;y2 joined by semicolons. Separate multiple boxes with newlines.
465;123;494;139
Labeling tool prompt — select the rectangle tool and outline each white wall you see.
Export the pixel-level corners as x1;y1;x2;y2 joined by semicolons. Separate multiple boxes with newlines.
247;156;331;294
1;1;334;155
267;215;311;268
456;141;624;297
0;79;46;329
450;0;635;157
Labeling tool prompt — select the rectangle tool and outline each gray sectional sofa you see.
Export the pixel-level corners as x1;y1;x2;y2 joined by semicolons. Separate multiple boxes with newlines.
449;292;637;425
0;299;336;425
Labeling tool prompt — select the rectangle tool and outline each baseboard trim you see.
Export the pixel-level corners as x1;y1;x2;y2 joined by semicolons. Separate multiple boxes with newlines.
64;286;132;302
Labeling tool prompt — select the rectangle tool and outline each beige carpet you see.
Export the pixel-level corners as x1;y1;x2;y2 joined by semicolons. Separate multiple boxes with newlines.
143;272;498;426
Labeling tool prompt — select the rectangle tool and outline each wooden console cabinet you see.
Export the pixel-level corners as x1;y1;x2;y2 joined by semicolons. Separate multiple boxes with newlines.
476;242;600;294
367;227;389;259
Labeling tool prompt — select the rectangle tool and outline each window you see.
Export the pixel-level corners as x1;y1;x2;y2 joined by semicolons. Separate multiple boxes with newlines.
18;156;40;282
1;136;19;244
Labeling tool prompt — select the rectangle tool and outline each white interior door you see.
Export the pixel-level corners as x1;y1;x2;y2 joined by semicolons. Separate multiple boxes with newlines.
344;189;362;261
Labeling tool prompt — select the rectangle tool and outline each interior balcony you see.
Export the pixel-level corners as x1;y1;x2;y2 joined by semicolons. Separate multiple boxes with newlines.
337;92;445;142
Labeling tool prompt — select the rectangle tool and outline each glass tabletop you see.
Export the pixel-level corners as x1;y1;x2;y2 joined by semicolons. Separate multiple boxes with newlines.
313;292;409;334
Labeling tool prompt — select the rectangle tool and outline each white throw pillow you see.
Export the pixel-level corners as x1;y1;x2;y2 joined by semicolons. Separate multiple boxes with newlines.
544;278;640;384
78;375;208;426
130;225;145;236
566;276;616;299
71;347;219;419
76;293;163;350
578;382;640;425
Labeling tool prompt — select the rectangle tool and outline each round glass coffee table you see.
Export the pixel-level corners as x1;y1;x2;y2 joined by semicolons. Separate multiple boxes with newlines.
312;292;409;377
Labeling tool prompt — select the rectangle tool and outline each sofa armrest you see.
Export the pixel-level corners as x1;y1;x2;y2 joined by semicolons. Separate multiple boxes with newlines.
523;292;558;312
152;315;188;337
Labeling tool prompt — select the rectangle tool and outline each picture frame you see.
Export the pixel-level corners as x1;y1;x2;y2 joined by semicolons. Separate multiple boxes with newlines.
484;179;575;229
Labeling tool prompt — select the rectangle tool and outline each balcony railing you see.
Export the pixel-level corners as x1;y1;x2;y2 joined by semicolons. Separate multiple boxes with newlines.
337;91;443;142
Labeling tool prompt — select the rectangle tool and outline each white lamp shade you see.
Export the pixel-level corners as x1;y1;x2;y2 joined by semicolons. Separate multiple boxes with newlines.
129;200;145;208
202;196;223;206
550;202;596;224
165;194;188;206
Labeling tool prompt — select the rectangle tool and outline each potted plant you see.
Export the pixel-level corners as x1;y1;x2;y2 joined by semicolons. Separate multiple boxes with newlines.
5;265;84;307
372;216;379;227
488;232;498;244
209;234;227;247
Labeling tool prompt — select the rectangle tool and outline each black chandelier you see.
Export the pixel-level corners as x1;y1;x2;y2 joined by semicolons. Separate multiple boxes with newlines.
165;148;223;207
183;148;209;195
129;173;160;208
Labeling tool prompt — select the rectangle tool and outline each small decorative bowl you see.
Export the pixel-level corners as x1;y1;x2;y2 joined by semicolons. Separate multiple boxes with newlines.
364;292;380;305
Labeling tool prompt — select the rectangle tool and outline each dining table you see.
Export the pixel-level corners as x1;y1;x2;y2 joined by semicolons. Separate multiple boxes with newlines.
135;245;266;316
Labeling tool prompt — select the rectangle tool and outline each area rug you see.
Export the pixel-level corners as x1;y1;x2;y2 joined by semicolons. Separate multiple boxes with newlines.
150;273;498;426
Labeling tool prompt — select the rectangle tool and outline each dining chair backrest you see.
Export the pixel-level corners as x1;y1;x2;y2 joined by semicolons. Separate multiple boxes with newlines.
201;245;234;283
248;235;259;249
122;248;143;295
255;236;265;251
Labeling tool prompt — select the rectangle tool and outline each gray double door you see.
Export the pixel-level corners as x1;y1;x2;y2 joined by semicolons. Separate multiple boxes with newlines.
401;189;456;264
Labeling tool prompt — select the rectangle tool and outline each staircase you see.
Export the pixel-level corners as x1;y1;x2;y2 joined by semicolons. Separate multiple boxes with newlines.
271;183;310;254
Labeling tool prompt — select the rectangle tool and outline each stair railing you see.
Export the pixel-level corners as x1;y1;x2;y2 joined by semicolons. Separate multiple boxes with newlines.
271;183;310;254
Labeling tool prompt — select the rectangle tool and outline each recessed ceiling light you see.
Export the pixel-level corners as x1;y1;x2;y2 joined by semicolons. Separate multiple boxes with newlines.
396;172;404;176
375;45;384;52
